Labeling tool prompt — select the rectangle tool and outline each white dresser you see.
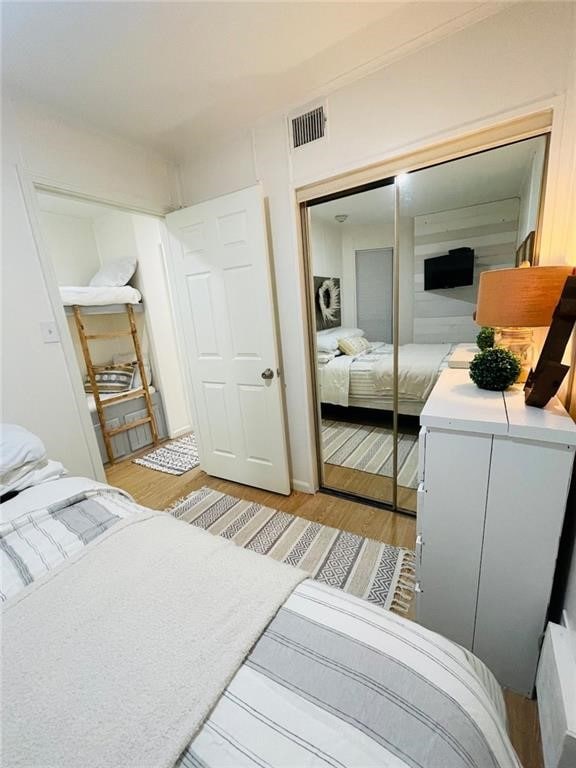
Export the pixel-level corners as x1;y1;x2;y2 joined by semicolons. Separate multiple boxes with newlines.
416;368;576;696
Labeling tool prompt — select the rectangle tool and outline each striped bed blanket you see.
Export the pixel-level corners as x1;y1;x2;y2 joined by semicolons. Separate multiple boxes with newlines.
1;478;520;768
319;342;454;409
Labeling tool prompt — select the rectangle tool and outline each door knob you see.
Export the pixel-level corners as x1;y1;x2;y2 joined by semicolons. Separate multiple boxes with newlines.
261;368;274;380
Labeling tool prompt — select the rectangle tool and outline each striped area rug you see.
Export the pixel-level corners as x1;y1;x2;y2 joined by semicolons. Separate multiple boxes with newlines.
134;434;199;475
322;419;419;489
168;487;415;614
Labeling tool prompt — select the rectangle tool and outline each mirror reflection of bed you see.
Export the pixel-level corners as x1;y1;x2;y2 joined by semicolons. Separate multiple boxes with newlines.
308;135;547;514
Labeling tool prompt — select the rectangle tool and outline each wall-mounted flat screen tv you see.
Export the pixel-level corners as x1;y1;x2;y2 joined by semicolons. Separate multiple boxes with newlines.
424;248;474;290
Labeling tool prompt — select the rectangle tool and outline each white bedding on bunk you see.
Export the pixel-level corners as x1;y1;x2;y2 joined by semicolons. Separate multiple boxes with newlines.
59;285;142;306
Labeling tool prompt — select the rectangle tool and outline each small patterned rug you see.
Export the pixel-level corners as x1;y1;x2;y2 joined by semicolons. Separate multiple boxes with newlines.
134;434;200;475
168;486;415;614
322;419;419;489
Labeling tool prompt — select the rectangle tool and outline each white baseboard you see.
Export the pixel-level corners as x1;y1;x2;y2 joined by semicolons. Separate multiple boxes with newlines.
291;479;316;494
169;425;193;439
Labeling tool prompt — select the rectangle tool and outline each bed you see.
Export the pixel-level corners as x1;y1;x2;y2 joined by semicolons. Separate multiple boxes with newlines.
1;467;520;767
318;340;453;415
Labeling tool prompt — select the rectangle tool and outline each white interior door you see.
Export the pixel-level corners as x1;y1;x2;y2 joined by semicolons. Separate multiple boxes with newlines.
165;185;290;494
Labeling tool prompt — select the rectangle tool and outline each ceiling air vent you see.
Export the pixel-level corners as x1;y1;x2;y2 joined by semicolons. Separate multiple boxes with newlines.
291;104;327;149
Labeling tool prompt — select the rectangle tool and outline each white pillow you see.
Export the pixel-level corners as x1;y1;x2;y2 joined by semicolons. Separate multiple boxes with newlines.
0;424;46;475
112;353;152;388
1;459;66;497
317;327;365;340
316;334;340;352
89;258;137;288
338;336;371;355
316;327;365;352
336;327;365;340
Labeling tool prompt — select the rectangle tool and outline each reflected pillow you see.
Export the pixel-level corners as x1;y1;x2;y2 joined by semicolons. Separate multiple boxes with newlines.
316;327;365;352
338;336;371;355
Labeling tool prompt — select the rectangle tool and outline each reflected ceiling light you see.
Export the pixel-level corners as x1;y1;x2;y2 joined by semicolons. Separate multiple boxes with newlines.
334;214;348;223
396;172;410;183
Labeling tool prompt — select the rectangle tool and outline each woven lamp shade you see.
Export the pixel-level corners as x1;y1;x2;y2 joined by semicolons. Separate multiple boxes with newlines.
475;266;574;328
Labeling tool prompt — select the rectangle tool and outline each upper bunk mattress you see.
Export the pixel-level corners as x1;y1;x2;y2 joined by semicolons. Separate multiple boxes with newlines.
60;285;142;306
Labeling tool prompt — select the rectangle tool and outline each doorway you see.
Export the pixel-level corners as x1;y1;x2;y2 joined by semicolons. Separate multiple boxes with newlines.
302;133;549;514
34;190;190;465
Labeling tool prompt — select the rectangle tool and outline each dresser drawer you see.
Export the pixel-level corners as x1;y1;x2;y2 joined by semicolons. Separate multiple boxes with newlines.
416;429;492;650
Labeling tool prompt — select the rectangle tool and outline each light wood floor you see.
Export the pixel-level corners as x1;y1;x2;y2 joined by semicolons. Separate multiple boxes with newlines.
323;463;417;513
106;454;543;768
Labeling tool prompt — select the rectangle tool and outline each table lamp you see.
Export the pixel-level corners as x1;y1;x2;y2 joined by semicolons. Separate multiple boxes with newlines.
475;264;575;406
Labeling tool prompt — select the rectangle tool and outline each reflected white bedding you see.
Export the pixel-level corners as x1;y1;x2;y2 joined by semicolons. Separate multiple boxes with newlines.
319;342;453;410
372;343;452;400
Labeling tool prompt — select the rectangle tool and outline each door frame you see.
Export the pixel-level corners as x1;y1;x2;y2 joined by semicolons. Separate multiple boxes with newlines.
19;171;176;480
296;109;553;512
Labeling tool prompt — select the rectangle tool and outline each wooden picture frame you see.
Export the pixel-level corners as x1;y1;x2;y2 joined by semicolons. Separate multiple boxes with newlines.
313;276;341;330
515;230;536;267
525;275;576;408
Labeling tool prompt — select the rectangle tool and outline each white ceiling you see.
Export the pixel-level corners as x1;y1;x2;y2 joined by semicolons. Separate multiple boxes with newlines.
2;1;495;158
310;137;544;227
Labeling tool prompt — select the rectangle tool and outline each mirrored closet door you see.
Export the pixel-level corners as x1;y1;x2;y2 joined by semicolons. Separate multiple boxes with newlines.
308;182;397;508
305;133;548;515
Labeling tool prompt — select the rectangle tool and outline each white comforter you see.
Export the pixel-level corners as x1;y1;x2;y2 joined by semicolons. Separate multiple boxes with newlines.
2;480;304;768
372;343;452;400
59;285;142;306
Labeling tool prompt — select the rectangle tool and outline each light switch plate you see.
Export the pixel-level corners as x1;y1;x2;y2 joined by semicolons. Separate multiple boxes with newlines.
40;321;60;343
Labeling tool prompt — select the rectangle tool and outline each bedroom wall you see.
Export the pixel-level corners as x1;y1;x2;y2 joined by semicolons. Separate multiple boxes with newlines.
339;222;393;330
413;199;519;343
2;92;179;478
309;218;342;281
92;211;140;266
13;96;178;214
176;2;576;498
38;211;100;285
1;98;101;477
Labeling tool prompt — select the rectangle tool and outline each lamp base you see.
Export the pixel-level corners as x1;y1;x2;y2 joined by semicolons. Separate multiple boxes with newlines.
495;327;534;383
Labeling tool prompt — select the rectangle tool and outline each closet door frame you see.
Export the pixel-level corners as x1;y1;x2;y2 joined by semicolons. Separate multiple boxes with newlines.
297;109;553;513
300;177;399;511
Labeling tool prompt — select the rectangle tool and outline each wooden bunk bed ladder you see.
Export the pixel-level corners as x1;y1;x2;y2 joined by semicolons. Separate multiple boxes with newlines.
72;304;160;464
